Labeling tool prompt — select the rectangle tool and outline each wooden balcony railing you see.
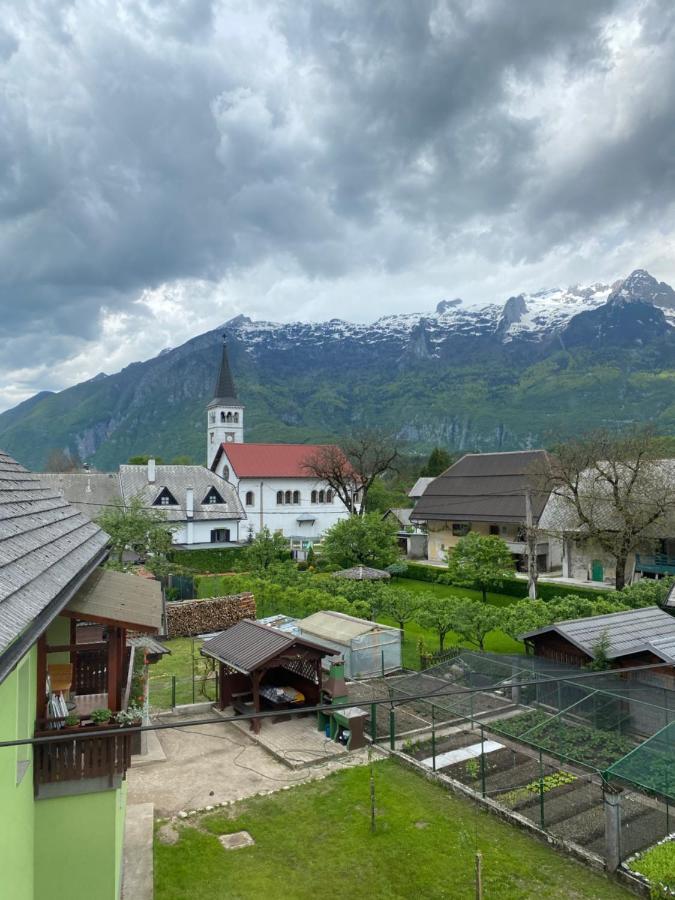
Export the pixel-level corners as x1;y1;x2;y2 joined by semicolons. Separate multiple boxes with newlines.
33;725;134;792
74;646;108;695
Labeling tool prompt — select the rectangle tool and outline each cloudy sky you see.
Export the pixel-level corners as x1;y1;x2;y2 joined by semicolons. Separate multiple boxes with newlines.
1;0;675;411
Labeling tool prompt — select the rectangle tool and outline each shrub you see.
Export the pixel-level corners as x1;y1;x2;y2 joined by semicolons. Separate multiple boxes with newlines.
169;547;246;573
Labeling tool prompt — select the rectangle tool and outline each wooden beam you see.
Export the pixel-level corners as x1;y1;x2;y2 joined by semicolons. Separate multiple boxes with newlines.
60;608;157;632
107;627;121;712
251;671;261;734
36;634;47;721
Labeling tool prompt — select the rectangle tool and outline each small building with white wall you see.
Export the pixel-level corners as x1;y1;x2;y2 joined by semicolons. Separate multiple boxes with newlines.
119;459;245;546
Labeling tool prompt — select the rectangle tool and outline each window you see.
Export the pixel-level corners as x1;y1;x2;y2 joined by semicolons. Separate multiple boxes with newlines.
318;490;325;503
209;432;214;444
226;412;233;423
516;525;527;542
209;412;215;424
210;528;230;543
203;487;224;505
222;466;230;481
326;489;333;503
245;491;255;506
153;487;178;506
277;490;284;504
489;524;500;536
452;523;470;537
293;490;300;504
311;490;317;503
285;490;292;504
233;412;239;423
220;411;226;422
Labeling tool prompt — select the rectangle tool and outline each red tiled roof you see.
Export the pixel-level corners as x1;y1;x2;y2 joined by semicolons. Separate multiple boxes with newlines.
217;443;339;478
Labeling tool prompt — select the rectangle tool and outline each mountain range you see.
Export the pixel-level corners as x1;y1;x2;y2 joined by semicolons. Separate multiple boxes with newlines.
2;268;674;472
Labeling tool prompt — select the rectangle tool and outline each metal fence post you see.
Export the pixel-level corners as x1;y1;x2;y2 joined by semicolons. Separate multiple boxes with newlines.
171;675;176;710
431;705;436;772
389;708;395;751
371;703;377;744
539;750;545;829
480;724;486;798
470;693;474;729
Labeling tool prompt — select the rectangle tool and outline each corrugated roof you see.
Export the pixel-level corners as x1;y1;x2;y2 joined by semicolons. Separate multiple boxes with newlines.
410;450;552;523
35;472;122;518
522;605;675;661
0;449;108;672
127;635;171;657
67;568;163;632
385;508;413;528
215;443;342;479
119;465;245;521
201;619;336;672
298;610;397;644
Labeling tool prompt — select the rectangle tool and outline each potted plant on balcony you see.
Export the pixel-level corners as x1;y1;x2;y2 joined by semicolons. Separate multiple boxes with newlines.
114;704;143;728
90;708;113;727
64;714;80;729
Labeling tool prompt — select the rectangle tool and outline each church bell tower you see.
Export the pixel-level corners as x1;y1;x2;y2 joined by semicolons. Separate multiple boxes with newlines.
207;336;244;468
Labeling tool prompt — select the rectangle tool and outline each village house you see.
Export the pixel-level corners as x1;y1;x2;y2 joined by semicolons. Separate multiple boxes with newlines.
410;450;562;571
208;338;351;540
0;449;163;900
538;459;675;585
382;507;427;558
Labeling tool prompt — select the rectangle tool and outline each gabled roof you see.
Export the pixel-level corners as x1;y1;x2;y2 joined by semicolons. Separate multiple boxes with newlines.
201;619;337;673
213;443;341;479
384;507;413;528
208;338;240;408
409;477;435;499
521;605;675;663
410;450;552;524
35;472;122;518
331;565;391;581
0;450;108;681
119;465;245;521
298;610;398;643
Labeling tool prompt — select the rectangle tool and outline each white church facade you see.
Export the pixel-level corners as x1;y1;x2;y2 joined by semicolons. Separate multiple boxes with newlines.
207;338;351;541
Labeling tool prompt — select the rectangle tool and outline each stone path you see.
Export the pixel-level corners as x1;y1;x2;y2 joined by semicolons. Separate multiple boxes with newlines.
122;802;154;900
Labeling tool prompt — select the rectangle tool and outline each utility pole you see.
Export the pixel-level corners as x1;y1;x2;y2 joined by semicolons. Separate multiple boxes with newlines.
525;488;538;600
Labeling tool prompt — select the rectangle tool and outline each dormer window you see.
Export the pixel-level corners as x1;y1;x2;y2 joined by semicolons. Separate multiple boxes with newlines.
153;487;178;507
203;487;224;505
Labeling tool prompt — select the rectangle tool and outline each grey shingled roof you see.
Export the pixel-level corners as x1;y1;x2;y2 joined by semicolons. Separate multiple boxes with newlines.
208;338;240;407
35;472;122;518
119;465;245;522
409;477;435;499
410;451;551;524
521;605;675;662
0;450;108;675
201;619;335;673
385;508;413;528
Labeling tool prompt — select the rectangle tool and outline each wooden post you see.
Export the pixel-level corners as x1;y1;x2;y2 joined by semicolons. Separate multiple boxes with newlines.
36;635;47;721
251;671;261;734
475;851;483;900
107;627;120;712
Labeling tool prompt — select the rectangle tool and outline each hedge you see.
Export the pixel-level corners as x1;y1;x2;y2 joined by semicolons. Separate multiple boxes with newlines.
399;562;608;602
168;547;246;573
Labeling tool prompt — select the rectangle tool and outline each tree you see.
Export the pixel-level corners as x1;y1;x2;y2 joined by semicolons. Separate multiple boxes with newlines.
420;447;453;477
501;600;554;645
416;595;459;652
171;455;192;465
449;599;503;651
97;495;175;572
128;455;164;465
543;428;675;589
446;532;515;603
245;527;289;572
302;431;400;515
321;513;400;569
44;448;82;472
382;590;419;634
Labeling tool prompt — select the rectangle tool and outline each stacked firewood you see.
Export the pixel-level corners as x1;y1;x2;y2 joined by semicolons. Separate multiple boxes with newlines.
166;592;256;638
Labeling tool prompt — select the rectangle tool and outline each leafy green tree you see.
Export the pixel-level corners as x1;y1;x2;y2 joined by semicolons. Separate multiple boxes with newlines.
171;455;193;465
501;600;553;644
416;595;459;651
321;513;400;569
420;447;453;477
382;590;419;634
449;598;503;651
128;455;164;465
446;532;515;603
245;527;289;572
97;495;175;573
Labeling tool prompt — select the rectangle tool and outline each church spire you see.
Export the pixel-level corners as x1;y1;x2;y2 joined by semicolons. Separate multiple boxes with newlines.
210;335;238;406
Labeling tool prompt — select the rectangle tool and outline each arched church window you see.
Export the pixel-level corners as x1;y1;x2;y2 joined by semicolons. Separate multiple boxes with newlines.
284;490;292;504
226;412;233;423
245;491;255;506
233;412;239;423
293;490;300;504
311;490;317;503
220;411;226;422
326;489;333;503
222;466;229;481
318;490;325;503
276;491;283;504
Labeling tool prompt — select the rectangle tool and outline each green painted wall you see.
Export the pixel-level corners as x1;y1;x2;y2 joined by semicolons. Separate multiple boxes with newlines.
0;646;36;900
34;782;127;900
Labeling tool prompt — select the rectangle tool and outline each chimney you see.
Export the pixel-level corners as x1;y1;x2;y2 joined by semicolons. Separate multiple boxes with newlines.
147;458;156;483
186;487;194;518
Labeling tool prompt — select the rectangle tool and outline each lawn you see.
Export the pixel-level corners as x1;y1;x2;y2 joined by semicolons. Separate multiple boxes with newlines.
388;575;517;607
148;637;215;708
154;759;630;900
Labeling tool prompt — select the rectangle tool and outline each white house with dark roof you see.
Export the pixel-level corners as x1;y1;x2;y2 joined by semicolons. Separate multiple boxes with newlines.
207;338;350;541
119;459;245;546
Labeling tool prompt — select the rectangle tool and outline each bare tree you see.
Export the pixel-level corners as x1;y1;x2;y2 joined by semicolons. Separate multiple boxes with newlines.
542;429;675;589
303;431;400;515
43;448;82;472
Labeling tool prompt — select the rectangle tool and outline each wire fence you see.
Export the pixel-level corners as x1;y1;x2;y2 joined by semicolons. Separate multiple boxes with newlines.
148;673;219;710
361;651;675;866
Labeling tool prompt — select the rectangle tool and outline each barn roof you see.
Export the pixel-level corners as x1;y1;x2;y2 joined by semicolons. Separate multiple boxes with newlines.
0;450;108;681
521;605;675;663
410;450;552;524
201;619;336;673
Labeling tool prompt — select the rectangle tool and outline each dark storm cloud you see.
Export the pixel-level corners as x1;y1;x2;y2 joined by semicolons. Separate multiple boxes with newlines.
0;0;673;385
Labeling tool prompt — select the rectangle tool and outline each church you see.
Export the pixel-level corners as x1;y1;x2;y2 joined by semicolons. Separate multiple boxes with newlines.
208;338;351;542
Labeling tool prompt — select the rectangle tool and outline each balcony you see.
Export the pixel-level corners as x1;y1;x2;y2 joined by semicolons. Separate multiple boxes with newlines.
636;553;675;576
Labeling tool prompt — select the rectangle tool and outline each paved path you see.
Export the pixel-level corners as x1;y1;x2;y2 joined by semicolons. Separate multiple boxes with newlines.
122;802;154;900
126;715;369;817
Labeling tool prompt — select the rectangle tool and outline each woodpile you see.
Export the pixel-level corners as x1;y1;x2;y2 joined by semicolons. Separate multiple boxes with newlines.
166;593;256;638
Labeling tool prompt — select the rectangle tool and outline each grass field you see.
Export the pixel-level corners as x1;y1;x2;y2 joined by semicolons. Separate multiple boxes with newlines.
154;759;629;900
